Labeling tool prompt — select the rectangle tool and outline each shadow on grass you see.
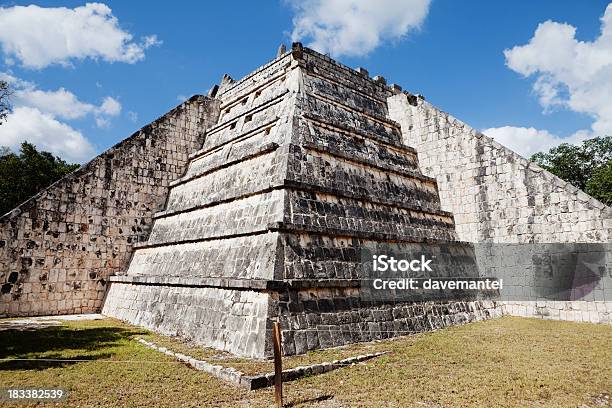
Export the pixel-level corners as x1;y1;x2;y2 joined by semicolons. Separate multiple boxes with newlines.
286;394;334;407
0;325;147;371
0;353;115;370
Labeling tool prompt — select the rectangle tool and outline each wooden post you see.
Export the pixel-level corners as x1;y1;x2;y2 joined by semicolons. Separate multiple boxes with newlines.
272;321;283;408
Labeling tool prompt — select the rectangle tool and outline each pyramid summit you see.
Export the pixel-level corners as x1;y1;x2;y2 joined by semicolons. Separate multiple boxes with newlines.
1;44;610;356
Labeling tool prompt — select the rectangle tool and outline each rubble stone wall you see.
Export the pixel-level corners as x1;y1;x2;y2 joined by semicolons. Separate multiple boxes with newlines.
0;96;220;317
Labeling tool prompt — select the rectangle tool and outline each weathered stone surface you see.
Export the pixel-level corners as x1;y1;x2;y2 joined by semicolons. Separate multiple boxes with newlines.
387;94;611;244
388;94;612;322
104;283;270;358
103;45;498;358
0;96;221;317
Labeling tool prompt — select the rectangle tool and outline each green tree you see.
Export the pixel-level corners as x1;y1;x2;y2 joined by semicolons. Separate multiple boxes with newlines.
0;79;11;125
585;161;612;206
0;142;80;216
530;136;612;205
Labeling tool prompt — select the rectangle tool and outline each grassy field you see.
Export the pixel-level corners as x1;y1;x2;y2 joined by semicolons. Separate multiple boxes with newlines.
0;316;610;407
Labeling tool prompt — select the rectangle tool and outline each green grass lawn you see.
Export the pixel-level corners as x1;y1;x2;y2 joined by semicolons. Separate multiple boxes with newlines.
0;316;610;407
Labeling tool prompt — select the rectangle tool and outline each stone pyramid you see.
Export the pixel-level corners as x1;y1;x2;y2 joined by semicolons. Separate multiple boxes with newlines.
102;43;498;358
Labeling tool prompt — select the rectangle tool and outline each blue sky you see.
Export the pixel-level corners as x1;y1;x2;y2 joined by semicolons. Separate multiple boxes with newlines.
1;1;611;162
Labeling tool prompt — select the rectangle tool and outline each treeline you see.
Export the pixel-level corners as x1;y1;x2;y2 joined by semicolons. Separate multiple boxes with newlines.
0;142;79;216
530;136;611;206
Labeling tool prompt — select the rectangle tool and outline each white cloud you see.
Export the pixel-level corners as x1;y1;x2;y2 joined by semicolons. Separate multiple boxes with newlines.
14;88;96;120
0;71;33;89
504;4;612;137
0;106;95;162
482;126;589;158
127;111;138;123
289;0;431;57
0;3;160;69
143;35;162;48
487;4;612;158
95;117;110;128
6;75;122;127
0;73;124;161
99;96;121;116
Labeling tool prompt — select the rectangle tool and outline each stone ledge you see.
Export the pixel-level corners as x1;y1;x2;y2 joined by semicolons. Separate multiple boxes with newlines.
109;275;362;290
301;48;393;96
304;66;388;105
149;171;455;232
154;185;279;220
303;112;417;155
188;116;280;161
136;337;386;391
131;228;270;250
308;90;401;130
220;70;289;112
162;142;279;201
110;275;270;289
283;179;456;219
131;212;458;250
269;221;457;244
217;51;293;99
205;90;288;137
302;141;436;185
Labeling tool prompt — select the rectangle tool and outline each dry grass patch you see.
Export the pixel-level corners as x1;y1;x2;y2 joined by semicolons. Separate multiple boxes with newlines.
0;316;610;407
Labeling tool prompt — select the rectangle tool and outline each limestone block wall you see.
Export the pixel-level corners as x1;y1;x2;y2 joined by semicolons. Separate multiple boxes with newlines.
112;52;298;285
273;288;501;356
474;243;612;324
0;96;221;317
388;94;611;244
388;94;612;323
104;52;302;358
102;283;271;358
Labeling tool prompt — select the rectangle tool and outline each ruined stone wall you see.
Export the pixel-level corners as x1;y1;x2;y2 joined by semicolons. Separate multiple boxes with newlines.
0;96;220;317
388;95;612;323
388;95;611;244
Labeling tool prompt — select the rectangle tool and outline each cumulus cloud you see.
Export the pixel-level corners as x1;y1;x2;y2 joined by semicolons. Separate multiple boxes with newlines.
0;73;124;161
289;0;431;57
482;126;589;158
486;4;612;157
0;3;161;69
12;85;121;126
0;71;32;89
504;4;612;137
99;96;121;116
0;107;95;162
14;88;97;120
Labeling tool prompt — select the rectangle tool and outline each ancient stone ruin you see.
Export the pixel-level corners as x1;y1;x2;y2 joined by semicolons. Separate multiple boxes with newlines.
1;44;610;358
